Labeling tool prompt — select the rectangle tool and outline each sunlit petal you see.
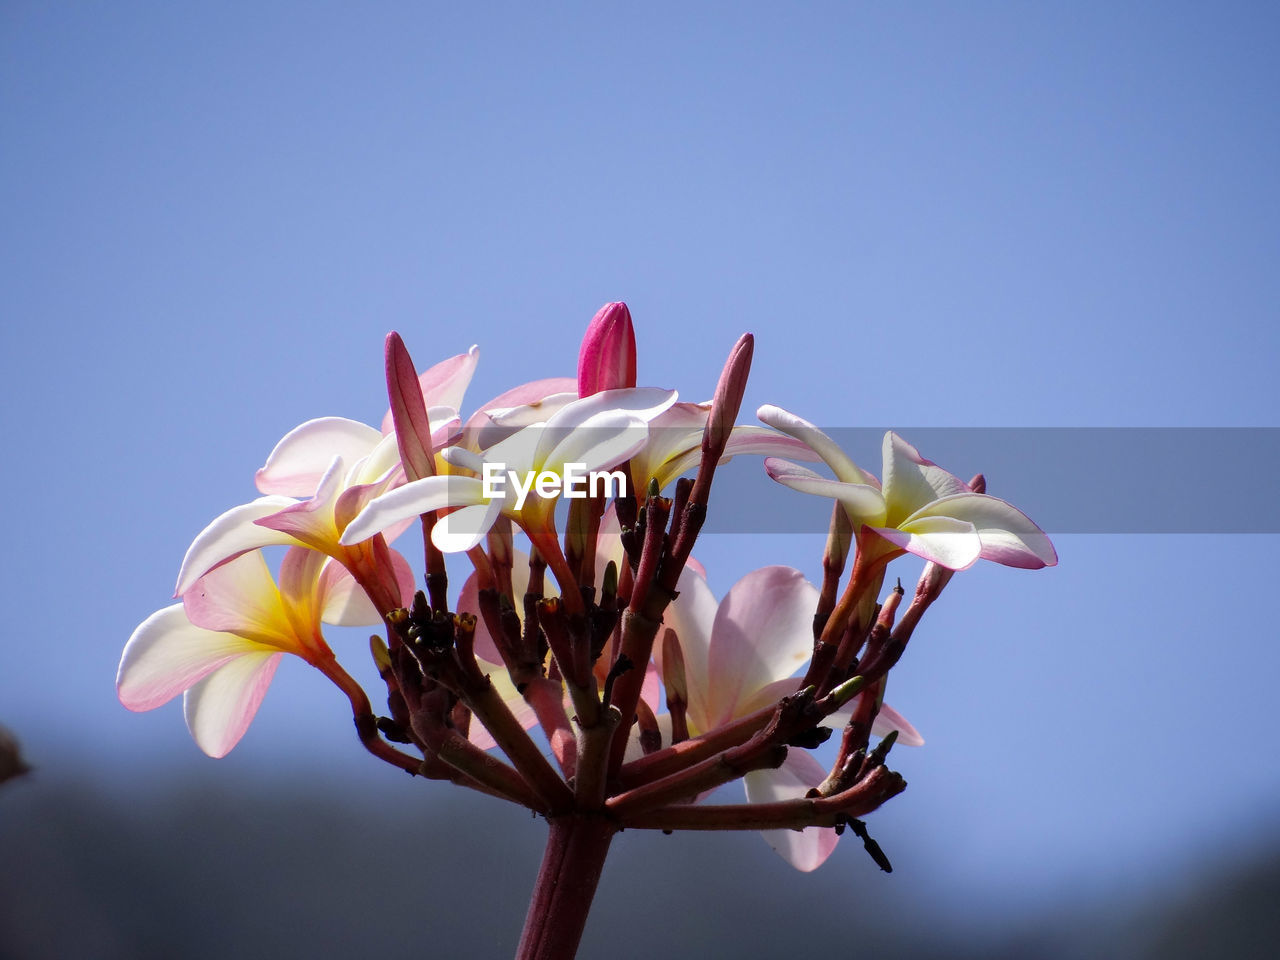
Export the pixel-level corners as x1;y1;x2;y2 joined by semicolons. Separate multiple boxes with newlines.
704;567;818;725
339;475;486;546
432;499;505;553
379;345;481;434
182;550;293;648
183;651;283;758
743;751;839;872
756;405;876;486
880;431;968;524
174;496;299;596
255;418;382;497
117;605;265;712
872;702;924;747
870;515;981;570
764;459;887;524
912;493;1058;569
655;565;718;732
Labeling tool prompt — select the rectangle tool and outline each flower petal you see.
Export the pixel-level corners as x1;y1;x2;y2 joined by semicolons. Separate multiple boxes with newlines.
872;701;924;747
704;566;818;726
468;658;539;751
117;605;266;712
880;431;968;524
339;475;486;546
743;751;839;872
432;499;505;553
182;550;293;648
869;514;981;570
911;493;1058;569
464;379;578;449
379;345;480;434
764;458;886;525
534;388;677;469
543;411;651;477
183;651;283;758
174;496;299;596
317;550;415;626
654;566;718;733
756;405;877;486
253;457;346;554
440;445;486;475
255;418;383;497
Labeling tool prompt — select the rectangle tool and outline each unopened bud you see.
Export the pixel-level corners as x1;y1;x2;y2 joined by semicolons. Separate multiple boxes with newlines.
827;674;867;709
660;628;688;707
704;333;754;456
577;302;637;396
369;635;392;673
385;332;437;482
968;473;986;494
601;561;618;606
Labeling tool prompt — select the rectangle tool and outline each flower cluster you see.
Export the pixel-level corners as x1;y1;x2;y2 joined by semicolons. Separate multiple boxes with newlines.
119;303;1055;959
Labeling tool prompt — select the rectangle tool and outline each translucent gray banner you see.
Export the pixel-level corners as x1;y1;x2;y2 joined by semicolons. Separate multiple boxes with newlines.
692;428;1280;534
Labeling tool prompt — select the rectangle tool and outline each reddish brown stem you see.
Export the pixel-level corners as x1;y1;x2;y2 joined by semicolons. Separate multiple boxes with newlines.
514;815;617;960
619;765;907;832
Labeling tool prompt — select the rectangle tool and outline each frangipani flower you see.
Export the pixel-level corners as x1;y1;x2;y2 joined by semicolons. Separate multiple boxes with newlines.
119;546;413;757
758;405;1057;571
174;442;405;606
339;389;678;554
260;343;479;499
174;345;481;597
659;565;921;871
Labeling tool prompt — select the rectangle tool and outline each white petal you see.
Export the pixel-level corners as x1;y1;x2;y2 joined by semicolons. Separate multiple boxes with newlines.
912;493;1058;569
182;550;290;646
743;751;839;872
469;658;539;750
764;459;887;525
870;515;981;570
880;431;968;524
872;702;924;746
349;431;407;486
378;346;481;434
118;605;267;712
544;411;650;476
656;566;718;733
440;445;486;475
183;651;283;758
255;418;382;496
705;567;819;726
534;388;677;469
174;496;299;596
419;344;480;412
486;392;578;428
756;405;876;485
339;475;485;546
318;551;414;626
431;499;505;553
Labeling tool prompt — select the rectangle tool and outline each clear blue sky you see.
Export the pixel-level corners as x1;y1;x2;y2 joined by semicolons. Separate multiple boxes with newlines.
3;0;1278;924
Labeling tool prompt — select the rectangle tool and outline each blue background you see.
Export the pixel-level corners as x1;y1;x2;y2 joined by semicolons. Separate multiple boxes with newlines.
3;2;1278;955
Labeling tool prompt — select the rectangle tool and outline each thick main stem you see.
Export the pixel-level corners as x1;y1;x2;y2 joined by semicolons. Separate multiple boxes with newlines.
515;815;617;960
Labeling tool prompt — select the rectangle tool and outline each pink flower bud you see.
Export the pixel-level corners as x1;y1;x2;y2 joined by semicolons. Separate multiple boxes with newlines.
577;302;637;397
704;333;754;456
385;332;437;482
